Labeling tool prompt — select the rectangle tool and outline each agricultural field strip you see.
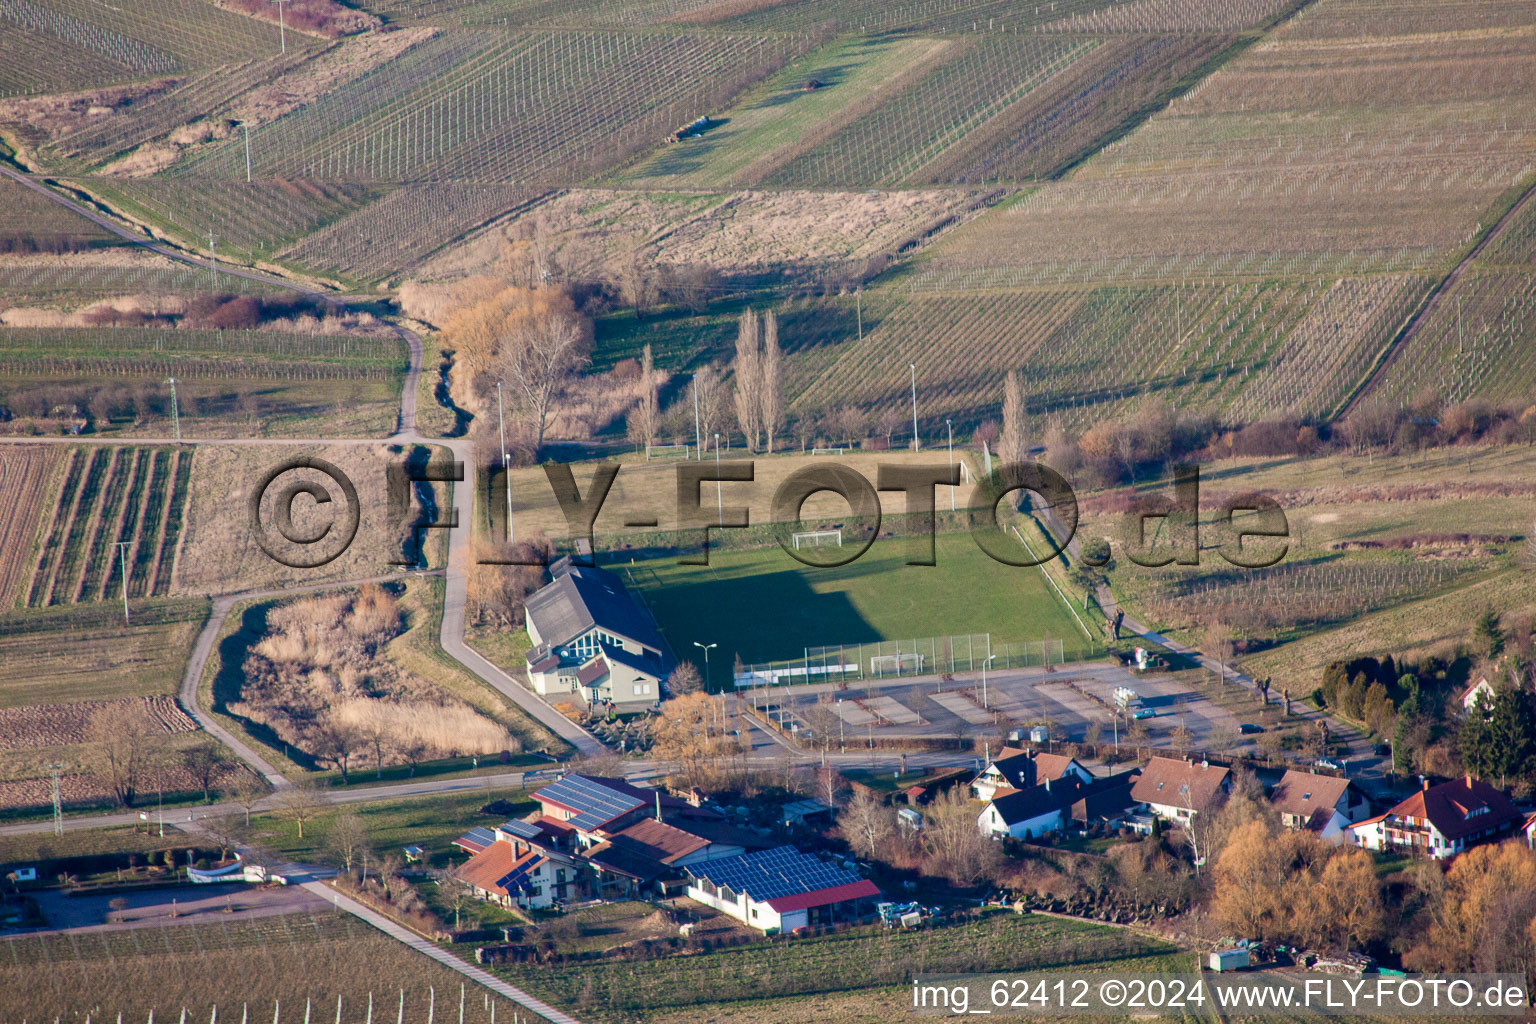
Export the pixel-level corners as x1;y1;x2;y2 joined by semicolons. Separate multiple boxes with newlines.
74;179;384;262
0;19;143;99
763;35;1093;188
74;444;137;602
703;0;1288;33
0;327;408;378
786;274;1425;428
0;446;58;607
10;0;284;71
44;48;322;170
175;29;803;184
274;184;546;284
21;445;191;608
43;446;109;606
150;448;192;597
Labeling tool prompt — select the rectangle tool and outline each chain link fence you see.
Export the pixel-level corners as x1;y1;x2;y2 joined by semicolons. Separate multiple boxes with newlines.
734;633;1096;688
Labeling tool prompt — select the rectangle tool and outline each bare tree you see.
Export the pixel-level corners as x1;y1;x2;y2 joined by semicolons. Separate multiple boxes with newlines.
314;719;362;784
667;660;703;696
690;365;727;444
838;789;894;859
761;310;783;453
1204;618;1234;690
277;778;326;840
230;771;267;828
1000;369;1028;466
878;407;904;449
502;313;591;459
89;703;158;807
181;740;229;803
326;806;371;877
732;309;762;450
637;342;659;450
923;788;999;885
619;241;653;317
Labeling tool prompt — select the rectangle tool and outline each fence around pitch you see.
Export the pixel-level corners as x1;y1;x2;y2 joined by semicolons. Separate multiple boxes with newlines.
733;634;1098;688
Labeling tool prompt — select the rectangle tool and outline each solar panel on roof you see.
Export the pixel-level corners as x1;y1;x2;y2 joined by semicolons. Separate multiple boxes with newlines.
688;846;860;902
459;827;496;846
539;775;646;831
501;819;541;840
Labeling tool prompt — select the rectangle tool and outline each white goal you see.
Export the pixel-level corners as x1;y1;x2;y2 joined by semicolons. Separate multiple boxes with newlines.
646;443;690;460
870;652;925;675
792;528;842;550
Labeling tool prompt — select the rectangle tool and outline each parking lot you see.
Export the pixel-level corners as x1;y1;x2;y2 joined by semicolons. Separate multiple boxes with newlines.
742;660;1243;751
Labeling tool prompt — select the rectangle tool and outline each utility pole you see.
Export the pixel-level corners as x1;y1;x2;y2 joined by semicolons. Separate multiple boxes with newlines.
856;288;862;342
165;378;180;441
496;381;512;544
117;540;131;625
714;433;722;525
276;0;286;53
909;363;918;450
207;230;217;291
237;120;252;183
49;763;63;836
692;375;701;459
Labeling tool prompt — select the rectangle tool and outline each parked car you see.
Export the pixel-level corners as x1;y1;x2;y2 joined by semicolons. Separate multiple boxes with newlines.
1133;709;1157;720
1239;723;1263;734
1314;757;1345;771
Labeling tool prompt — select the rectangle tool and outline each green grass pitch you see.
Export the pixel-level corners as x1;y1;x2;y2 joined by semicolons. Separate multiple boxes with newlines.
623;532;1088;669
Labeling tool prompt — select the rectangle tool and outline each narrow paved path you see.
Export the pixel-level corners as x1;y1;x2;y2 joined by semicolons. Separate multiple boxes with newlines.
302;883;582;1024
177;572;445;789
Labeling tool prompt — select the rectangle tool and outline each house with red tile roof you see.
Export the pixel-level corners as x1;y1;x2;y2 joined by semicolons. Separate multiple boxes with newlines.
452;775;773;909
1130;757;1231;824
969;748;1092;802
1269;770;1371;842
1347;776;1522;859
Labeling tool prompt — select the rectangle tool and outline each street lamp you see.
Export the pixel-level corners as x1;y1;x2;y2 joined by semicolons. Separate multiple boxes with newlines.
496;381;513;544
693;641;717;693
909;363;918;450
273;0;286;53
945;418;954;511
981;653;996;709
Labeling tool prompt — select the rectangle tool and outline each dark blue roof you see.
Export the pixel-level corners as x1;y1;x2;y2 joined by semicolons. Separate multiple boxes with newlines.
525;564;667;655
495;855;542;895
536;774;647;832
685;846;861;902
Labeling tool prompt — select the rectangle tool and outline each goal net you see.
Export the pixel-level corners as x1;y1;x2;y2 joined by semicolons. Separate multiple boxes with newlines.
792;528;842;550
869;652;925;675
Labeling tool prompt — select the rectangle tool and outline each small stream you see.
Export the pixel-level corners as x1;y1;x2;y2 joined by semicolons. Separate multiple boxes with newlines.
435;350;472;438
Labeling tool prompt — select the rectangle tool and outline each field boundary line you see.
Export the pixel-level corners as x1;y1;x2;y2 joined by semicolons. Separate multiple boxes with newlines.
1336;172;1536;419
1011;523;1092;641
306;881;583;1024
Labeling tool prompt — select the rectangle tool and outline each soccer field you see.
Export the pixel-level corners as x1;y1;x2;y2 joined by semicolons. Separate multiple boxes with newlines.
622;532;1090;671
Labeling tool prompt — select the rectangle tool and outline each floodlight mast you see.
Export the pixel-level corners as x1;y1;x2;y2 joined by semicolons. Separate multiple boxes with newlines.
946;418;954;510
693;641;717;693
